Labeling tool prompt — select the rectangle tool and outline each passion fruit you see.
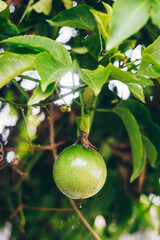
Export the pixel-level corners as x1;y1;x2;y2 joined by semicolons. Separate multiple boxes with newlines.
53;144;107;199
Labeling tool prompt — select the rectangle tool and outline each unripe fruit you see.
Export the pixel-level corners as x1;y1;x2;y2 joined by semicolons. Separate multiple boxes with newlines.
53;144;107;199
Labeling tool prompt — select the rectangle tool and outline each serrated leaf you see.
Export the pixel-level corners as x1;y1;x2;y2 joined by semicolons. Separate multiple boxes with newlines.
142;135;157;167
138;60;160;78
29;0;52;15
106;0;150;50
2;35;72;66
0;53;35;89
150;0;160;28
35;52;74;92
0;17;19;41
47;5;97;31
109;64;153;87
79;65;110;95
90;9;110;43
28;83;55;105
128;84;145;103
0;0;10;18
142;36;160;67
113;107;143;182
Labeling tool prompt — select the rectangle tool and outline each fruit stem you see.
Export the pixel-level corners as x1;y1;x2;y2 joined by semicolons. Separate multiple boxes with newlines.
68;198;102;240
79;92;84;116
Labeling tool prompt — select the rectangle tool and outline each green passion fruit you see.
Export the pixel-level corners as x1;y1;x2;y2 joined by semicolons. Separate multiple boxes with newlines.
53;144;107;199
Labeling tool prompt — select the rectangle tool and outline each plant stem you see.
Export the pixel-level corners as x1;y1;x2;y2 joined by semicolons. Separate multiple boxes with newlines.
49;96;57;161
11;79;29;101
19;75;40;83
79;92;84;116
68;198;102;240
0;85;87;108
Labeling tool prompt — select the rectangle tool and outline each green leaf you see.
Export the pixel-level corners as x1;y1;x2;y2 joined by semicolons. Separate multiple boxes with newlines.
28;0;52;15
82;34;101;60
0;0;10;18
79;65;110;95
142;135;157;167
142;36;160;67
130;148;146;182
102;2;112;16
118;99;160;165
0;53;35;89
47;5;97;31
35;52;73;92
0;17;19;41
128;84;145;103
28;83;55;105
109;64;153;88
62;0;73;9
2;35;72;66
138;60;160;78
76;114;90;136
106;0;150;50
113;107;143;182
90;9;110;43
150;0;160;28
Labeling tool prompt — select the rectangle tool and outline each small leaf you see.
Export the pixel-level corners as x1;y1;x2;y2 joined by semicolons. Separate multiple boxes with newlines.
79;65;110;95
2;35;72;66
102;2;112;16
150;0;160;28
128;84;145;103
142;135;157;167
113;107;143;182
76;114;90;136
47;5;97;31
109;64;153;87
62;0;73;9
138;60;160;78
142;36;160;67
35;52;73;92
90;9;110;43
82;34;101;59
29;0;52;15
28;83;55;105
106;0;150;50
0;53;35;89
0;17;19;41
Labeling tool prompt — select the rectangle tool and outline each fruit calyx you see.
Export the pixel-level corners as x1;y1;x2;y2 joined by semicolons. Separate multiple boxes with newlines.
74;131;98;151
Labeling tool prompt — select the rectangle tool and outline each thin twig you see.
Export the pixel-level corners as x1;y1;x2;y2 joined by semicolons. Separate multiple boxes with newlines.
68;198;102;240
10;203;72;219
49;99;57;161
4;141;65;152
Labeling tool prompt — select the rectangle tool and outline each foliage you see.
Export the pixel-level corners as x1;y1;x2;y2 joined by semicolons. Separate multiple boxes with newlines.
0;0;160;239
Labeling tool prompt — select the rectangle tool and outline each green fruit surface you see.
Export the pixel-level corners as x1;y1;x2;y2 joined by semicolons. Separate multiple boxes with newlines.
53;144;107;199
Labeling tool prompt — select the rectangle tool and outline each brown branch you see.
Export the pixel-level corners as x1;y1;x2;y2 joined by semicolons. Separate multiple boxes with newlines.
49;101;57;161
68;198;102;240
4;141;65;153
10;203;72;219
137;163;147;195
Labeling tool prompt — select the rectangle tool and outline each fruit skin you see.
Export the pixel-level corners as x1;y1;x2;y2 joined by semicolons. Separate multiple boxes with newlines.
53;144;107;199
